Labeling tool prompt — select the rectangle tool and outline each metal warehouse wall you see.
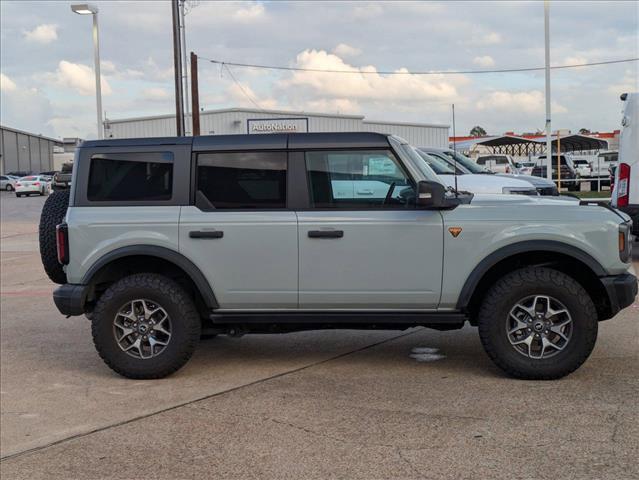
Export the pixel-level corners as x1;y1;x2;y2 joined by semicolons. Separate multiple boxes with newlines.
0;126;58;174
104;109;449;147
199;110;363;135
361;121;449;148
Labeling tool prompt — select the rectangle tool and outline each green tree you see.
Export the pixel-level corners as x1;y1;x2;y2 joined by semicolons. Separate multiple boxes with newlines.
470;125;487;137
579;128;591;134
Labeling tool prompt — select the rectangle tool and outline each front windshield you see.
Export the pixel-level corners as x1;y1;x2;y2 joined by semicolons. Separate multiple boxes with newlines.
415;151;456;175
441;150;491;174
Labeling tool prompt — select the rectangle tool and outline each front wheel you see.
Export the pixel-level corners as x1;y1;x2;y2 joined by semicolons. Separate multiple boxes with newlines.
6;184;13;191
478;267;598;380
92;273;201;379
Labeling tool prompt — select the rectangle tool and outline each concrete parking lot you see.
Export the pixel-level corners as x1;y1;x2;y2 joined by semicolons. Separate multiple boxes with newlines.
1;191;637;479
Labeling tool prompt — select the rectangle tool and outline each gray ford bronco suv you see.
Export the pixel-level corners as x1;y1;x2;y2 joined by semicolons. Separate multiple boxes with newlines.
39;132;637;380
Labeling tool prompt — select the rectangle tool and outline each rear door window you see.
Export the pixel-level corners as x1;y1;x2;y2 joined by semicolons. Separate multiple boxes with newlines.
87;152;173;201
195;151;287;210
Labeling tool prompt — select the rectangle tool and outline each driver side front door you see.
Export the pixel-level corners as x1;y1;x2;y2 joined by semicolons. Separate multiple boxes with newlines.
297;149;444;309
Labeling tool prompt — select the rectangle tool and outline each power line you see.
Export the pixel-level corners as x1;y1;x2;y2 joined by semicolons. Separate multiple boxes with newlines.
200;56;638;75
223;63;265;111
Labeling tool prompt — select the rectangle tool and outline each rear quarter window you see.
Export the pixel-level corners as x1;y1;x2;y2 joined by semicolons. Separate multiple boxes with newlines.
87;152;173;202
195;151;287;210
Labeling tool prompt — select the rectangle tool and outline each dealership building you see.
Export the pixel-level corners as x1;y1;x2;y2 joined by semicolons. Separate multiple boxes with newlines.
104;108;450;148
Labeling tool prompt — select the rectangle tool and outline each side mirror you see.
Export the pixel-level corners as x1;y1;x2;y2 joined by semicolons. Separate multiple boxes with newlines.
416;180;447;208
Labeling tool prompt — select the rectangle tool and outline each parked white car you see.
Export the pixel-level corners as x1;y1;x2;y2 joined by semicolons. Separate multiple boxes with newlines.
15;175;50;197
416;150;538;195
0;175;18;191
476;154;520;174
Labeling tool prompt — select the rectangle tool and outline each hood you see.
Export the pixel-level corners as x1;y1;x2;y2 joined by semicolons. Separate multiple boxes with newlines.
495;173;555;187
438;174;535;195
469;194;578;206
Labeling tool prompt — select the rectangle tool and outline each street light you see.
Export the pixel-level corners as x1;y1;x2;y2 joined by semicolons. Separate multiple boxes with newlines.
71;3;103;139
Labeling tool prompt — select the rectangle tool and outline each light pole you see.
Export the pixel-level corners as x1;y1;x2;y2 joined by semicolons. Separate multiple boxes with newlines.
71;3;103;139
543;0;552;181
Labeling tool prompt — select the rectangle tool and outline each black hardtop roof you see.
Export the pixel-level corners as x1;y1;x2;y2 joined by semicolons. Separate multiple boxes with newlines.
80;132;391;150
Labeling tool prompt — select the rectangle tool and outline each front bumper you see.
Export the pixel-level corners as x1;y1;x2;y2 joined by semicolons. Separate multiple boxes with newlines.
600;273;638;320
53;284;89;316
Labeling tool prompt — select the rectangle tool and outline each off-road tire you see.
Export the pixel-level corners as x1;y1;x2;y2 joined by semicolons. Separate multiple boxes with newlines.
39;189;70;284
92;273;201;379
478;267;598;380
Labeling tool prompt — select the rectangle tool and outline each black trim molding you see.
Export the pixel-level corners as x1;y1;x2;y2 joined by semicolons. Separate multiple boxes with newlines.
81;245;219;308
456;240;607;310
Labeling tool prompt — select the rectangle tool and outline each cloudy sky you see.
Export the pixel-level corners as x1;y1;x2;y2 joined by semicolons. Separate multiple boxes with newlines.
0;1;637;139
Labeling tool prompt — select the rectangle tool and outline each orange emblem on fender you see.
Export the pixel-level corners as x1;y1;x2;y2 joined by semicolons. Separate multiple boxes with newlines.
448;227;462;238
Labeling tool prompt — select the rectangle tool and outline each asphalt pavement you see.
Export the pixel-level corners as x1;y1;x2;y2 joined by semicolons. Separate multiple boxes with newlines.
1;191;637;479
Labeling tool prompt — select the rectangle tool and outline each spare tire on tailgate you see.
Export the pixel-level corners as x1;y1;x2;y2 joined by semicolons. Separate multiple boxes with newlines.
39;189;70;284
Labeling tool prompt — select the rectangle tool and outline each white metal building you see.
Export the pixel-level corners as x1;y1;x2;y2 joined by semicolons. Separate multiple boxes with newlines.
104;108;449;147
0;125;62;175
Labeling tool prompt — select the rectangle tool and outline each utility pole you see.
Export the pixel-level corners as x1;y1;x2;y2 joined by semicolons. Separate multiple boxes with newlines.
191;52;200;136
171;0;185;136
544;0;552;181
179;1;190;135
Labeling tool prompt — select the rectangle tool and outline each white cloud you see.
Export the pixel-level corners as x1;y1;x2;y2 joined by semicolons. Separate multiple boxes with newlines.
226;82;278;110
23;24;58;44
233;3;266;22
607;69;636;96
476;90;567;114
53;61;112;96
352;3;384;19
469;31;502;46
563;56;588;66
472;56;495;68
141;87;170;101
483;32;502;44
332;43;362;58
1;73;17;92
279;49;464;105
100;60;117;74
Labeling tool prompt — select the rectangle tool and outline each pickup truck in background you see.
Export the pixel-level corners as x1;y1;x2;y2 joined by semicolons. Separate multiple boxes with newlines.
52;162;73;191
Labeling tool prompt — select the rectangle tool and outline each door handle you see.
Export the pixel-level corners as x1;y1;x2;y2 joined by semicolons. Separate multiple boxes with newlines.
308;230;344;238
189;230;224;239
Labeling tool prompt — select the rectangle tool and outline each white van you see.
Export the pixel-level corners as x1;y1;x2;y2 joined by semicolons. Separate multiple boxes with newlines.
612;92;638;235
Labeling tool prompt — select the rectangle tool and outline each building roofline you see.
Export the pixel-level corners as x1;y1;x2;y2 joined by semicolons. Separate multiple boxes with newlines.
363;119;449;129
106;107;367;124
0;124;62;144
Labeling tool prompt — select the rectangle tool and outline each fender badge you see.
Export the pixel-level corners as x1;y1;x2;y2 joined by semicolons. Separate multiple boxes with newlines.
448;227;462;238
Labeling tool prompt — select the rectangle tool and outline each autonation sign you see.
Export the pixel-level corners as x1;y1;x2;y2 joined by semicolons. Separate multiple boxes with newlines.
247;118;309;134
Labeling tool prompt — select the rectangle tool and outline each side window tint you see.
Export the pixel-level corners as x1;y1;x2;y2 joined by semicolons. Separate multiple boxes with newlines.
87;153;173;202
196;151;287;209
306;150;413;208
476;158;487;165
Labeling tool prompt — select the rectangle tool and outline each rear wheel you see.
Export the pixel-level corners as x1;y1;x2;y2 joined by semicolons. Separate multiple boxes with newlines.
478;267;598;380
92;273;201;379
6;184;13;191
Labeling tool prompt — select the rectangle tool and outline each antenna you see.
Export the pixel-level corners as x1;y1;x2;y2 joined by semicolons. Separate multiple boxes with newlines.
452;104;459;196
